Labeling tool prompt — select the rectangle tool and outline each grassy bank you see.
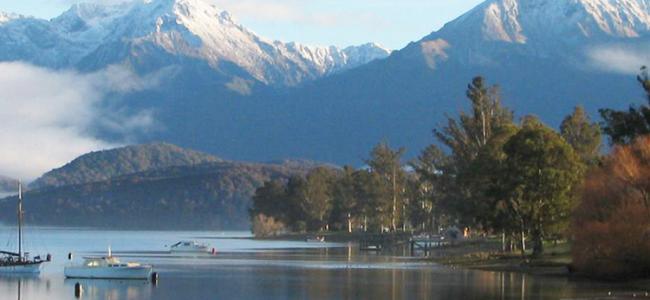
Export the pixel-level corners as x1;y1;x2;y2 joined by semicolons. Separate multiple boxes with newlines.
427;239;572;276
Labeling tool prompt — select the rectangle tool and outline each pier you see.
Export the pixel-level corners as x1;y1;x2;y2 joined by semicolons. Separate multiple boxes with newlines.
409;235;449;256
358;233;410;252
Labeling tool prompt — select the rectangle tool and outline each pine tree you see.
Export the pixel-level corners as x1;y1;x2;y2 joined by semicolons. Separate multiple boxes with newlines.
365;142;406;231
493;118;584;257
600;67;650;144
560;106;602;165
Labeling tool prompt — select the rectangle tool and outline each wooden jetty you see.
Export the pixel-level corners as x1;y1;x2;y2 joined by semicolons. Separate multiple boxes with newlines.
359;233;410;252
409;235;449;256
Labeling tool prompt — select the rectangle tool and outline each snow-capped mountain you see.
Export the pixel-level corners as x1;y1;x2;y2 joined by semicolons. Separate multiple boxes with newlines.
442;0;649;43
411;0;650;67
235;0;650;165
0;0;390;86
0;0;648;167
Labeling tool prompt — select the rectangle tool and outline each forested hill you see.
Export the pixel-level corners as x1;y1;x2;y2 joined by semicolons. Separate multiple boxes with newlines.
0;143;327;229
30;143;222;189
0;161;317;229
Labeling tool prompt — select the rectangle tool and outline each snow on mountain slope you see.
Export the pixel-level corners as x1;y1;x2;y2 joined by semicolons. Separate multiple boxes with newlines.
0;0;390;86
409;0;650;69
430;0;649;44
0;12;19;24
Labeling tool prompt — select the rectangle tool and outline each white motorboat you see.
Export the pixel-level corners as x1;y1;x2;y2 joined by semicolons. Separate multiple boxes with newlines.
169;241;211;253
64;248;153;280
0;182;50;274
306;236;325;243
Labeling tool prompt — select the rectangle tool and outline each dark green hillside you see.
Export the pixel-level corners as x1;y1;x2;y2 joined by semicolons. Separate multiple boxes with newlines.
1;161;315;229
30;143;221;189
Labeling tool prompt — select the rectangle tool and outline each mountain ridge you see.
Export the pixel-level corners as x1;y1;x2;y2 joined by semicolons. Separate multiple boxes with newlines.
0;0;648;167
29;143;222;189
0;0;390;86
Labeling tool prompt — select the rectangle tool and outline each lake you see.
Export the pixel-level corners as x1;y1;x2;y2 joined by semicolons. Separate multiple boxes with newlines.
0;227;647;300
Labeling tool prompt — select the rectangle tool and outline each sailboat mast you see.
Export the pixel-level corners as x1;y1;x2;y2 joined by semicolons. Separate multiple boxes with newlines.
18;181;23;261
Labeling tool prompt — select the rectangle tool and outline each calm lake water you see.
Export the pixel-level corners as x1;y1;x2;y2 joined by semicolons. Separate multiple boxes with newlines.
0;227;647;300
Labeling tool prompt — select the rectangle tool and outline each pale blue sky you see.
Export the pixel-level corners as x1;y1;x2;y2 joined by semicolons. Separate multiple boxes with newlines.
0;0;484;50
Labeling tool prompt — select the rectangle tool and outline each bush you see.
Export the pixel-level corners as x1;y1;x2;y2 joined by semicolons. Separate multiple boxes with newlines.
251;214;286;238
572;136;650;279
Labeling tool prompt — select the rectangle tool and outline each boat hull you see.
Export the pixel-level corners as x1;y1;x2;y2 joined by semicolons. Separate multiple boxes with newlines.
64;265;152;280
0;262;43;274
169;248;210;254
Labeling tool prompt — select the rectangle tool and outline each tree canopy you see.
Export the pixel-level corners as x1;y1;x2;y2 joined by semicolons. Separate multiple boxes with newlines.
599;67;650;145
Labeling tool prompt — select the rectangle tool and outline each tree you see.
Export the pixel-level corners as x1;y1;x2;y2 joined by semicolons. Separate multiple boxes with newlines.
330;166;358;232
295;167;336;231
434;76;513;166
640;65;650;101
365;142;407;231
560;106;602;165
600;67;650;144
410;145;450;232
353;169;386;232
251;214;286;237
250;180;288;222
470;123;520;247
429;76;514;229
493;118;584;257
572;136;650;278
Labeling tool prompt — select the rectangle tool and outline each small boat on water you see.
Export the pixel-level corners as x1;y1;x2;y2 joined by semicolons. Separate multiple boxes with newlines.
0;182;50;274
169;241;211;253
64;248;153;280
306;236;325;243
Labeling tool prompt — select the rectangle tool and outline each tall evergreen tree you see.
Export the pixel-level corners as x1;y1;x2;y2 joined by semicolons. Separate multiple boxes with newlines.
296;167;336;231
560;106;602;165
492;118;584;257
366;142;406;231
410;145;450;232
600;67;650;144
427;76;514;229
434;76;514;165
353;169;386;232
330;166;358;232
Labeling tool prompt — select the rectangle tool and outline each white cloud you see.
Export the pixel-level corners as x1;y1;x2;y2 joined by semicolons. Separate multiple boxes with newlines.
587;43;650;75
0;62;156;180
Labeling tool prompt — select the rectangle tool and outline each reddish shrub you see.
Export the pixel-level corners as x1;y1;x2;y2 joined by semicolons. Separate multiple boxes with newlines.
572;136;650;279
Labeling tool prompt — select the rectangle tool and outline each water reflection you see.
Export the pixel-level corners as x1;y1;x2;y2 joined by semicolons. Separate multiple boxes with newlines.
0;275;52;300
0;229;648;300
64;279;152;300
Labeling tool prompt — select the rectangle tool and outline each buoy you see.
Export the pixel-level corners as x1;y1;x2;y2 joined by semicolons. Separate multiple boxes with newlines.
74;282;83;298
46;253;52;262
211;248;216;255
68;252;73;261
151;272;159;285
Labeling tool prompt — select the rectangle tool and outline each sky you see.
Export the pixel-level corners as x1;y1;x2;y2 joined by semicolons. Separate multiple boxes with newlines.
0;0;484;50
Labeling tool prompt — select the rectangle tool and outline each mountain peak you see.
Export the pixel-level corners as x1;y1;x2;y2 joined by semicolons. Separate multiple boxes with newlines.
436;0;650;45
0;0;390;86
0;11;21;24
